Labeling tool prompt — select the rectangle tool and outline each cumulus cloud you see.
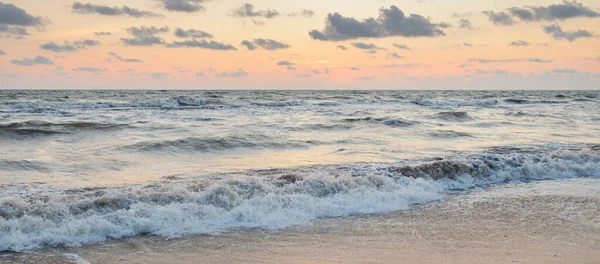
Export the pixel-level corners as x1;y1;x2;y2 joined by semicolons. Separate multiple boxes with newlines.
309;6;446;41
0;24;30;36
109;52;143;63
543;24;595;42
230;4;279;19
482;11;514;26
277;60;295;66
158;0;208;13
166;39;237;50
337;45;348;50
0;2;47;27
459;19;474;30
94;31;111;36
215;68;248;77
121;26;169;46
241;38;291;50
71;2;162;18
510;40;530;46
11;55;54;66
288;9;315;17
74;39;100;48
174;28;213;38
240;40;257;50
393;43;411;50
508;1;599;22
40;42;78;52
72;66;106;73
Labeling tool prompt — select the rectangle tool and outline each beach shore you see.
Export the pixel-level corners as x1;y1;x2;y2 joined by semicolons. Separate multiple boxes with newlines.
5;178;599;264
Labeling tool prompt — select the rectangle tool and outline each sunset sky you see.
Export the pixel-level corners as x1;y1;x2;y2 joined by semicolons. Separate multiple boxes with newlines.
0;0;599;89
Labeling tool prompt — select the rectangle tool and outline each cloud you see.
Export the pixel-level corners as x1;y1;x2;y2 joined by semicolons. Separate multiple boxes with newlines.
0;49;5;55
288;9;315;17
350;67;361;70
74;39;100;48
463;42;473;47
336;45;347;50
72;66;106;73
11;55;53;66
146;72;170;79
0;24;30;36
158;0;208;13
458;19;474;30
166;39;237;50
195;72;205;77
94;31;111;36
240;40;257;50
0;2;46;27
174;28;213;38
277;61;295;66
109;52;143;63
121;26;169;46
452;12;473;18
482;11;514;26
358;76;376;80
549;68;579;74
543;24;595;42
1;73;17;78
393;43;411;50
230;4;279;19
387;52;404;59
469;58;553;64
508;1;600;22
215;68;248;78
286;66;296;70
475;69;509;75
510;40;530;46
251;38;291;50
351;42;385;50
309;5;446;41
71;2;162;18
40;42;78;52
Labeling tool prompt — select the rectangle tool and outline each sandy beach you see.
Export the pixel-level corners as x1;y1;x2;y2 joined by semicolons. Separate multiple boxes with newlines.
4;178;599;264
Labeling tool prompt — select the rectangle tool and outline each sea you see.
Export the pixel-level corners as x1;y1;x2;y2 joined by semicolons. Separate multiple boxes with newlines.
0;90;599;252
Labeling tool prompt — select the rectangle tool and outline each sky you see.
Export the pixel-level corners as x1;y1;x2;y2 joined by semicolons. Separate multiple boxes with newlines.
0;0;599;89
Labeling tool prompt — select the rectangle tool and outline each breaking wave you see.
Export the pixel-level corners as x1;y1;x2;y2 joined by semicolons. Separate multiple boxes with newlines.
1;145;599;252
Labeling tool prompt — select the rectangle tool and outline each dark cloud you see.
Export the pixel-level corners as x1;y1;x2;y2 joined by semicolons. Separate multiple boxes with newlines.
351;42;385;50
40;42;78;52
71;2;162;18
543;24;595;42
510;40;530;46
94;31;111;36
508;1;600;22
72;66;106;73
0;49;5;55
166;39;237;50
0;24;30;36
74;39;100;48
109;52;143;63
458;19;474;30
121;26;169;46
159;0;208;13
393;43;411;50
0;2;46;27
387;52;404;59
251;39;291;50
437;22;452;28
482;11;514;26
336;45;348;50
174;28;213;38
240;40;257;50
215;69;248;77
309;6;446;41
288;9;315;17
529;58;553;63
230;4;279;19
11;55;54;66
277;61;295;66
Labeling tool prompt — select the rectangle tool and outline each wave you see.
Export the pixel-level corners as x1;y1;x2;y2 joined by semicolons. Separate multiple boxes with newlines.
0;120;131;137
411;100;498;107
1;145;599;251
503;99;567;105
433;111;474;122
0;160;55;172
428;130;474;138
342;117;418;127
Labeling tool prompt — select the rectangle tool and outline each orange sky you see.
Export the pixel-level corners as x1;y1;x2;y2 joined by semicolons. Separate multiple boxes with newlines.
0;0;599;89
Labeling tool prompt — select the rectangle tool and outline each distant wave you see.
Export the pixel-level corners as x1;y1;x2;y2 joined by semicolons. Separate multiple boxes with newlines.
428;130;474;138
503;99;567;105
342;117;418;127
411;100;498;107
0;120;130;137
1;144;598;251
433;111;474;122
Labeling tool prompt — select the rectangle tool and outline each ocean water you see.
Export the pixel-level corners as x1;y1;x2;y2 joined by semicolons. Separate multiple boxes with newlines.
1;90;599;251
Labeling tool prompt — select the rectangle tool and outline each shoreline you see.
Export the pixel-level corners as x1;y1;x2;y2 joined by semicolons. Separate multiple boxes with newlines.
4;178;600;264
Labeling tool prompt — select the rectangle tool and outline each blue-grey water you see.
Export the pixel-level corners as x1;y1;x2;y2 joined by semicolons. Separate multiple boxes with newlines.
1;90;599;251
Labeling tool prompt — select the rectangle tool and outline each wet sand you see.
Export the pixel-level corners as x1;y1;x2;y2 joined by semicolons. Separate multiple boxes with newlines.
4;178;600;264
